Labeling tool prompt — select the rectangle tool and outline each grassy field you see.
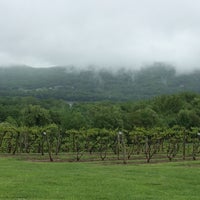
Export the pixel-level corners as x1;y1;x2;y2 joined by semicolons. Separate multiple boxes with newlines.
0;157;199;200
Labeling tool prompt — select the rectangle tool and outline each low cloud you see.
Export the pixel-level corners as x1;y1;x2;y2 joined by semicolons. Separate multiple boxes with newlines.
0;0;200;72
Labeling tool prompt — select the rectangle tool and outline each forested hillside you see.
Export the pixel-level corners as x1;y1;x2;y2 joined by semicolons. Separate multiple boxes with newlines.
1;64;200;101
0;92;200;130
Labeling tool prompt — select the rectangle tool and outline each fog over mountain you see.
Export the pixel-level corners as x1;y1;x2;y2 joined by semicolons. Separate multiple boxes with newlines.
0;0;200;72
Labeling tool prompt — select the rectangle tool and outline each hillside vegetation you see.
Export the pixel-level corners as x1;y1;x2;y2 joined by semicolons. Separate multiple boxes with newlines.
0;93;200;162
1;64;200;101
1;65;200;163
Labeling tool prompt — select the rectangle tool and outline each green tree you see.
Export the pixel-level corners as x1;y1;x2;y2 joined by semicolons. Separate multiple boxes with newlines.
177;109;200;129
21;105;51;127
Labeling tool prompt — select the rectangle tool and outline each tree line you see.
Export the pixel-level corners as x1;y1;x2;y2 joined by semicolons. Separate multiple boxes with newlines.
0;92;200;162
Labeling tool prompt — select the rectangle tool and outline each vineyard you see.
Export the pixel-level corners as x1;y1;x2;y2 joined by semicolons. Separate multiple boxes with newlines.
1;124;200;164
1;93;200;164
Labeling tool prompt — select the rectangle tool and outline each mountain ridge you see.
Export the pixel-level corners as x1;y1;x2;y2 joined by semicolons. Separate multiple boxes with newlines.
0;64;200;101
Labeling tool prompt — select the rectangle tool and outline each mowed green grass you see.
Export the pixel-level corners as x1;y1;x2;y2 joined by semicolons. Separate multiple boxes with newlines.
0;157;199;200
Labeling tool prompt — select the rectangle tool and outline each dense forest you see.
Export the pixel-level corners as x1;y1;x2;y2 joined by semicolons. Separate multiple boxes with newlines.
1;92;200;129
0;92;200;162
1;63;200;101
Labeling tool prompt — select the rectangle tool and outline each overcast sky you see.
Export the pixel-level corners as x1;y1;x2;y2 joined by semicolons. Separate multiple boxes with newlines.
0;0;200;71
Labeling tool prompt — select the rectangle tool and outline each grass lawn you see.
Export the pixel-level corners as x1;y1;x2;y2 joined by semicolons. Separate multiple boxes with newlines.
0;157;199;200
